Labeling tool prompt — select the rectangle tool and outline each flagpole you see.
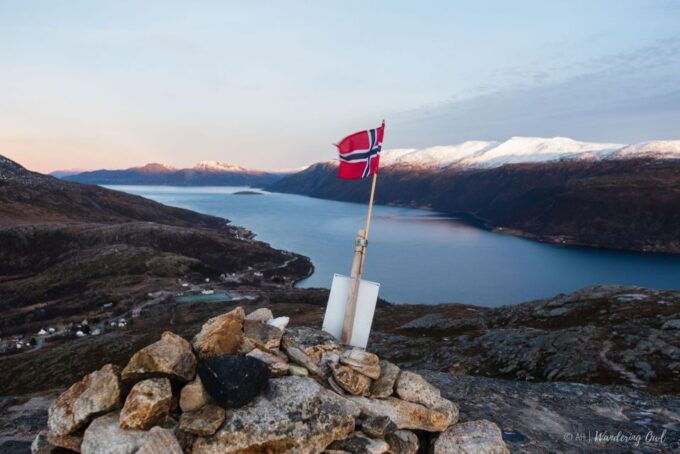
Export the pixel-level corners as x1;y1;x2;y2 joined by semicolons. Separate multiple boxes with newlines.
341;121;382;345
359;171;378;274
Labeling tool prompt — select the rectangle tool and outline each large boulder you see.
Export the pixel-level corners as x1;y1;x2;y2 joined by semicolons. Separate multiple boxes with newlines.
431;420;509;454
119;378;172;430
369;360;400;398
197;355;270;408
48;364;122;436
82;412;179;454
179;403;226;436
121;331;196;383
346;396;458;432
192;376;360;453
192;307;245;359
179;376;210;412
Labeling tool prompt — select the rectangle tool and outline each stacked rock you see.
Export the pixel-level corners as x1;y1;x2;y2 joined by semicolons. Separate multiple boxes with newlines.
33;306;509;454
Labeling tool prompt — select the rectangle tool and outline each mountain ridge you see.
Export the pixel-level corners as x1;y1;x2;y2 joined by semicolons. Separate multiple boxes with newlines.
268;157;680;254
60;160;289;186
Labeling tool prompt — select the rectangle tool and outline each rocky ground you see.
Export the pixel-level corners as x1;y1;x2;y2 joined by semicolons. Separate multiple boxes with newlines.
0;285;678;453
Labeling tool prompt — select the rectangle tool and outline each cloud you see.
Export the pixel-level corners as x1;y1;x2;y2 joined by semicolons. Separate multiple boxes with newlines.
391;37;680;145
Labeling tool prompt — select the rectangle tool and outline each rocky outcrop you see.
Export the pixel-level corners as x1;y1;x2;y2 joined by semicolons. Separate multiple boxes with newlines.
32;306;507;453
47;364;122;436
121;331;196;383
119;378;172;430
375;285;680;394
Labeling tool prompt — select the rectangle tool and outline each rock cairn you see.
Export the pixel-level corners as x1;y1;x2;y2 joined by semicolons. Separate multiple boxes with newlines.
33;306;509;454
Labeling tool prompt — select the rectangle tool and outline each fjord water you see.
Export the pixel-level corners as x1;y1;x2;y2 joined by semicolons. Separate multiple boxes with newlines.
110;185;680;306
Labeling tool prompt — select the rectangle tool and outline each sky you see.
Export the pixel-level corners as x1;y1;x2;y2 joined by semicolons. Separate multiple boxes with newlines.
1;1;679;173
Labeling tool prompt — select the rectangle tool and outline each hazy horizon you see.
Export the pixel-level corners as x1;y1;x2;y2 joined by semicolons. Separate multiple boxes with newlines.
2;1;679;173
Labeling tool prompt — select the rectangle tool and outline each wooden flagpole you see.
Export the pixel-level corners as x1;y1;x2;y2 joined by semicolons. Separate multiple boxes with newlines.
341;162;379;345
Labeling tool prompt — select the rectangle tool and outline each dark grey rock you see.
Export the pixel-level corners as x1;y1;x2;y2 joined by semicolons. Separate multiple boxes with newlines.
197;355;269;408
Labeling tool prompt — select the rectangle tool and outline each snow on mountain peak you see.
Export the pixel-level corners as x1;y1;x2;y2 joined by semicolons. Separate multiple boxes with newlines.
193;161;248;172
456;137;625;168
611;140;680;159
381;141;498;168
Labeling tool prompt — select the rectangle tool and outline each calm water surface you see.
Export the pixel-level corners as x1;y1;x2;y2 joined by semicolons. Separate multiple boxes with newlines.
109;185;680;306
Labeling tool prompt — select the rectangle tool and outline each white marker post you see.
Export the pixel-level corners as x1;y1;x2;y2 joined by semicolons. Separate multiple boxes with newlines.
340;171;378;345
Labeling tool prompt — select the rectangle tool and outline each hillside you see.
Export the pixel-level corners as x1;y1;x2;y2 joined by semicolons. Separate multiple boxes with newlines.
62;161;287;186
269;158;680;253
0;155;312;335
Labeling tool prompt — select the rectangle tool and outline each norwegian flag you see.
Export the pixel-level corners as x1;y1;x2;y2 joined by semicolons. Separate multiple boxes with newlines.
336;122;385;179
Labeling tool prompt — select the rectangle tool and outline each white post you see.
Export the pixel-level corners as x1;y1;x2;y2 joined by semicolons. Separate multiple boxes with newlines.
341;171;378;345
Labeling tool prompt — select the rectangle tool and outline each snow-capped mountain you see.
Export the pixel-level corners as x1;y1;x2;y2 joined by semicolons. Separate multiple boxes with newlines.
192;161;251;173
377;137;680;170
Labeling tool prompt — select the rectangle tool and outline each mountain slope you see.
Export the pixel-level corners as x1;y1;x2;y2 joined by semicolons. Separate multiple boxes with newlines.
0;155;312;335
268;158;680;253
63;161;287;186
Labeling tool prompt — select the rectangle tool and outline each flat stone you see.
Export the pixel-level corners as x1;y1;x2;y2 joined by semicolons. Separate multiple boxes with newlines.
395;370;446;410
346;396;458;432
245;307;273;323
179;376;211;412
46;432;83;452
340;349;381;379
119;378;172;430
48;363;122;436
288;364;309;377
192;377;360;454
179;404;226;436
247;348;289;376
360;415;396;438
327;432;390;454
432;419;509;454
81;412;158;454
332;365;372;396
192;307;245;359
244;320;283;350
283;327;341;364
369;360;400;399
198;355;269;408
385;430;419;454
285;346;324;379
122;331;196;383
137;427;183;454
